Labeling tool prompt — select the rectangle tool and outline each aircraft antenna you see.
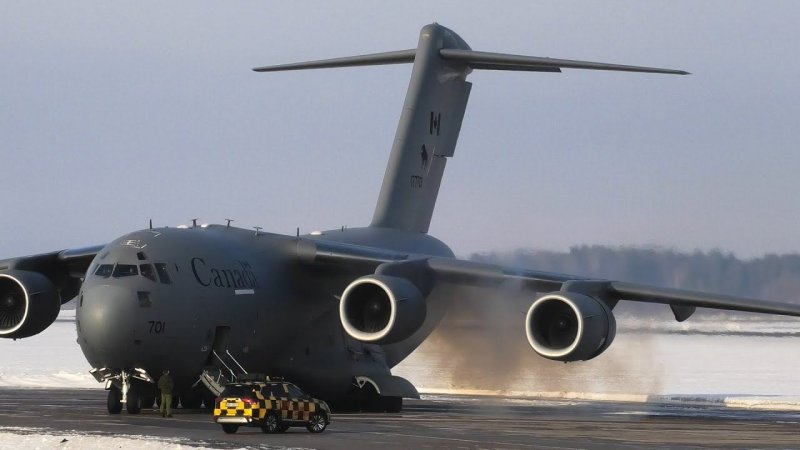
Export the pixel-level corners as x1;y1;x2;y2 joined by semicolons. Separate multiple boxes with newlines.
225;219;234;228
191;218;198;228
149;219;153;230
253;226;262;236
296;227;300;237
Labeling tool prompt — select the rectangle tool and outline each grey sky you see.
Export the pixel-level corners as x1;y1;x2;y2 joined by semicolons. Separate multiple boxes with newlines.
1;1;799;259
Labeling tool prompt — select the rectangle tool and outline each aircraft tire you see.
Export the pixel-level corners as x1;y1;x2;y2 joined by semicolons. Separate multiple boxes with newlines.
383;396;402;413
107;387;122;415
361;383;383;412
222;424;239;434
126;386;142;414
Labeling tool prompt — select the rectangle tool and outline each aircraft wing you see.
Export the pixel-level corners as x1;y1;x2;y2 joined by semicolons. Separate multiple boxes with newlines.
424;257;800;319
299;238;800;361
0;245;104;303
298;239;800;321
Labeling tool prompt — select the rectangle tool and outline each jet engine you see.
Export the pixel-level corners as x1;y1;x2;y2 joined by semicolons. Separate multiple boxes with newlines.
0;271;60;339
525;292;616;362
339;275;426;345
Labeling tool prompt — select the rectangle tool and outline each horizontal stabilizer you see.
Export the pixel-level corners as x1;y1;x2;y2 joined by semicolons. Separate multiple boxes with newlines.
439;49;689;75
253;49;416;72
254;48;688;76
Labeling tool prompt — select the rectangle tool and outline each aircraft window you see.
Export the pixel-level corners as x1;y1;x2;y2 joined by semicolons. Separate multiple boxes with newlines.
94;264;114;278
113;264;139;278
140;264;156;282
155;263;171;284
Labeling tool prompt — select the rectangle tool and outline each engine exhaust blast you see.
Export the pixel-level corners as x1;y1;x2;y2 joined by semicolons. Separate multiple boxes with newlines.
340;275;426;345
525;292;616;362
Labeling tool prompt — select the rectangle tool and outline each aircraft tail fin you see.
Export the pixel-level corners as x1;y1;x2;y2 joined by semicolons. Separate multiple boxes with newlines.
255;24;687;233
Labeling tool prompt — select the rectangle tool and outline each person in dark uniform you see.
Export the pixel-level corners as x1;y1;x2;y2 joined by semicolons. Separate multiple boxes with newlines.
158;369;174;417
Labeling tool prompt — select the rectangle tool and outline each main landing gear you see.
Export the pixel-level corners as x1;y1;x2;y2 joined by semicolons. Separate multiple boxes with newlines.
335;378;403;412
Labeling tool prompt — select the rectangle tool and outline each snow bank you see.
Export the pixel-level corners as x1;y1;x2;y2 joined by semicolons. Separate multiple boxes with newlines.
419;389;800;411
0;371;96;389
0;427;222;450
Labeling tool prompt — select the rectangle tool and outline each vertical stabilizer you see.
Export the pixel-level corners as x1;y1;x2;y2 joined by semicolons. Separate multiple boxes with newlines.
369;24;472;233
253;24;687;233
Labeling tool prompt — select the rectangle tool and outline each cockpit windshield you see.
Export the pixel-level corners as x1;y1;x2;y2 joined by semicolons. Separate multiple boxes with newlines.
112;264;139;278
94;264;113;278
92;261;172;284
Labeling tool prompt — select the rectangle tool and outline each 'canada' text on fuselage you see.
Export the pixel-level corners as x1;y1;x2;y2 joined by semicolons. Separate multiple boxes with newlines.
190;257;260;289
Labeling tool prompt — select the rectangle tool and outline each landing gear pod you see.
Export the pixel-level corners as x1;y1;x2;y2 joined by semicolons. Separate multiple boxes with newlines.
525;292;616;362
0;270;60;339
339;275;426;345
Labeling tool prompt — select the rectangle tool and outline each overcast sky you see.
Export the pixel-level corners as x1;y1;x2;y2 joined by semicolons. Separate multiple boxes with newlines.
2;1;799;259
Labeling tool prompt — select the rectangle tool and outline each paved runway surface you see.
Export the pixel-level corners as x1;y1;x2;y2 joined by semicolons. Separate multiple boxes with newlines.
2;388;800;449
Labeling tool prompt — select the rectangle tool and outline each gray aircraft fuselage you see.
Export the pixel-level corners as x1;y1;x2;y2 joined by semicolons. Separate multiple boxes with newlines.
76;225;453;400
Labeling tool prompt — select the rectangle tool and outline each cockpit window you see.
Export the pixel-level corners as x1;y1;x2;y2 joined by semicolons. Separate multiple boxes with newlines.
112;264;139;278
140;264;156;282
154;263;171;284
94;264;114;278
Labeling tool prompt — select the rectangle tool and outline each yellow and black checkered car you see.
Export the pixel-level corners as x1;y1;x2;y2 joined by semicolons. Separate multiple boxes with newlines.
213;379;331;434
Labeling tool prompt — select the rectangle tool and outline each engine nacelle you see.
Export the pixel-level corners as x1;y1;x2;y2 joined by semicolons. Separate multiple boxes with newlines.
525;292;616;362
339;275;426;345
0;270;60;339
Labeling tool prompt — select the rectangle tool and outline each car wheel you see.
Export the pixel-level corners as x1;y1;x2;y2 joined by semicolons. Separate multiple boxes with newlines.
222;424;239;434
261;412;280;434
306;412;327;433
107;387;122;415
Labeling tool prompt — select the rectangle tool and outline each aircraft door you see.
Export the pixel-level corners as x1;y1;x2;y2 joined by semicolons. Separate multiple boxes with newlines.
204;325;231;366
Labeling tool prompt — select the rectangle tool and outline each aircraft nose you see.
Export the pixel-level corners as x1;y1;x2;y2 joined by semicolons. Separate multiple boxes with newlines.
77;285;141;367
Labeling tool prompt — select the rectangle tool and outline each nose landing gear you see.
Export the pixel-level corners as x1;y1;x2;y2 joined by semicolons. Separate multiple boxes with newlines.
91;367;155;414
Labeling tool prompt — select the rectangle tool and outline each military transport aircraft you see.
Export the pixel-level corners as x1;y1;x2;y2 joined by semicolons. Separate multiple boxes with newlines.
3;23;800;414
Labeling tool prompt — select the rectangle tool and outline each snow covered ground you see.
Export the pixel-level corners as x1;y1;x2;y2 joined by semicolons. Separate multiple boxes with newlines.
3;310;800;408
0;428;218;450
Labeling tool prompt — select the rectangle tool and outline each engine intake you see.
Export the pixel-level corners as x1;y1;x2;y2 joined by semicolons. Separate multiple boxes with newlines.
525;292;616;362
340;275;426;345
0;271;60;339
